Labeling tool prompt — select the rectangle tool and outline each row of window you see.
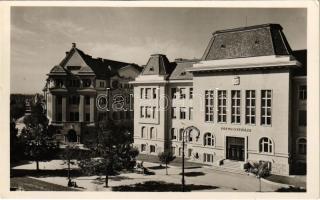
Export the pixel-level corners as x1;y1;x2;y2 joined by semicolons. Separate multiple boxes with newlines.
140;106;157;119
56;95;91;105
98;111;133;121
140;137;306;156
55;112;90;122
140;88;158;99
54;79;92;88
204;89;272;126
171;107;193;120
171;87;193;99
141;126;157;139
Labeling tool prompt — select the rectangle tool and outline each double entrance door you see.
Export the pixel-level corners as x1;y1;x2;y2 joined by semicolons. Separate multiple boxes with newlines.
226;137;245;161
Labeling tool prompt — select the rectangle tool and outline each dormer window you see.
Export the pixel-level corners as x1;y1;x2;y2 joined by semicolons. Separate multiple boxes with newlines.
54;79;64;88
82;79;91;87
220;44;226;49
149;67;154;71
254;40;260;45
67;66;81;70
180;72;186;76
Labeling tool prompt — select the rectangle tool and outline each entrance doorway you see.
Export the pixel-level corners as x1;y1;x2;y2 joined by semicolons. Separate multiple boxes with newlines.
226;137;245;161
67;129;77;143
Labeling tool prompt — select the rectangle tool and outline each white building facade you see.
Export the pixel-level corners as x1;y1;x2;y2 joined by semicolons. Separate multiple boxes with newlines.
131;24;307;176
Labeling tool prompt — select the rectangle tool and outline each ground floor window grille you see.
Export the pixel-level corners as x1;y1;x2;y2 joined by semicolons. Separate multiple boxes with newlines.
150;145;156;153
203;153;214;163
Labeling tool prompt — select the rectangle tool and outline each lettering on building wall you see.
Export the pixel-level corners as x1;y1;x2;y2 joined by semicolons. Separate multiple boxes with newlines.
220;127;251;133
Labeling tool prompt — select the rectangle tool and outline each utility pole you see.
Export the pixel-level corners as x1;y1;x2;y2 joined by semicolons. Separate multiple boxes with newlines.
181;128;185;192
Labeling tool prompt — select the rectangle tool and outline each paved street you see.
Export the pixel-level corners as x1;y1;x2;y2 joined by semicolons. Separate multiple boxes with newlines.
11;160;286;192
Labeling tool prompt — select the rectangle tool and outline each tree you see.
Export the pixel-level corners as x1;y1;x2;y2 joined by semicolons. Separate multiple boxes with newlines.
78;120;139;188
158;151;175;175
23;101;58;171
10;119;25;164
60;144;81;184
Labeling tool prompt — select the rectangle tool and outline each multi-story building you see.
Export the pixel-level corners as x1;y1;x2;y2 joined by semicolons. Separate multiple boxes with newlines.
43;43;141;145
131;24;306;176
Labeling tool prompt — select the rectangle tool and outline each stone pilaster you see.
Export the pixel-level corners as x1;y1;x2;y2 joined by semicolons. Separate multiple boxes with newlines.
90;96;95;122
62;96;67;122
52;95;56;122
79;95;84;122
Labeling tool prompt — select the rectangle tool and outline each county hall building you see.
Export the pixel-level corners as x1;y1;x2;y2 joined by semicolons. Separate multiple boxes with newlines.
131;24;307;175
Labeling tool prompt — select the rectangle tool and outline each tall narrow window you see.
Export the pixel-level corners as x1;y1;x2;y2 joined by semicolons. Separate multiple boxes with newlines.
171;128;176;140
218;90;227;123
171;88;177;99
259;137;273;153
152;107;156;119
299;85;307;100
141;126;145;138
297;138;306;155
189;107;193;120
299;110;307;127
145;88;151;99
180;88;186;99
231;90;241;124
189;88;193;99
171;107;176;119
179;128;184;141
150;127;155;139
180;107;186;119
140;106;144;118
205;90;214;122
146;106;151;118
261;90;272;125
85;96;90;105
152;88;157;99
245;90;256;125
140;88;144;99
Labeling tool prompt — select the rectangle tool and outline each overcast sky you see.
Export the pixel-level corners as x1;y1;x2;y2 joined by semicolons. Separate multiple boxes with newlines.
11;7;306;94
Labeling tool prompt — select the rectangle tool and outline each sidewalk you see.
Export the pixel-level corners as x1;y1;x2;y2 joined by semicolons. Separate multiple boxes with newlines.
137;154;210;169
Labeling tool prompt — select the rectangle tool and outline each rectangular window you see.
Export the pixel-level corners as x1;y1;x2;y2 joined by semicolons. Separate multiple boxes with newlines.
141;144;146;152
56;113;62;121
145;88;151;99
171;88;177;99
171;107;176;119
140;106;144;118
152;107;156;119
179;129;184;141
189;88;193;99
152;88;157;99
299;85;307;100
245;90;256;125
100;81;105;88
85;96;90;105
218;90;227;123
231;90;241;124
150;145;156;153
299;110;307;126
140;88;144;99
189;107;193;120
85;113;90;122
146;106;151;118
171;128;176;140
180;88;186;99
261;90;272;125
171;147;176;155
203;153;214;163
180;107;186;119
205;90;214;122
75;112;79;121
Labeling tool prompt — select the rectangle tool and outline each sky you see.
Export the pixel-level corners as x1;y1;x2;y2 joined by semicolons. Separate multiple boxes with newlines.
11;7;307;94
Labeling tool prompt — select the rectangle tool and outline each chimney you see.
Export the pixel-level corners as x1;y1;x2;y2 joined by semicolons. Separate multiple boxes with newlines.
72;43;76;48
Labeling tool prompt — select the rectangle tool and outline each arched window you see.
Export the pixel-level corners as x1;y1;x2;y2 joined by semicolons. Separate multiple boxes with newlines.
141;126;146;138
297;138;306;155
150;127;155;139
204;132;214;146
259;137;273;153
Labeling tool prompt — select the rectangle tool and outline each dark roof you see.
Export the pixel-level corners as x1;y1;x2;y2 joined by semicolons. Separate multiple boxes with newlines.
168;59;199;80
202;23;292;61
50;44;141;79
292;49;307;76
141;54;175;76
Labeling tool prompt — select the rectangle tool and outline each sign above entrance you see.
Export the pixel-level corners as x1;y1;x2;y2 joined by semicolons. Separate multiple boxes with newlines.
221;127;251;133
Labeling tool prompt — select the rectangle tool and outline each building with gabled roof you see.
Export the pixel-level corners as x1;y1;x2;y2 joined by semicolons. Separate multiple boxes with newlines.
131;24;306;176
43;43;142;145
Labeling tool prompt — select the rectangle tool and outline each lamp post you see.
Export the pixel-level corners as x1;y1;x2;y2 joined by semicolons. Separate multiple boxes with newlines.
180;125;200;192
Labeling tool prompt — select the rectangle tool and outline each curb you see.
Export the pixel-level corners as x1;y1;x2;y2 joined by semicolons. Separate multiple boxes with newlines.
260;177;305;190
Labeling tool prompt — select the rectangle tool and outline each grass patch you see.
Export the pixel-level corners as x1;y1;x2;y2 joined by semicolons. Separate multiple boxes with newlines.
112;181;219;192
179;171;205;177
10;177;78;191
276;186;306;192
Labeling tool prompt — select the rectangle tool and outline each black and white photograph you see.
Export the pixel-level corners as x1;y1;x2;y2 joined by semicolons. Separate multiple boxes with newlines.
1;1;319;198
